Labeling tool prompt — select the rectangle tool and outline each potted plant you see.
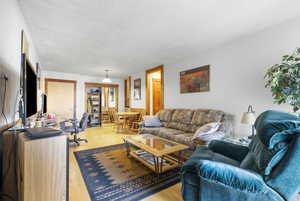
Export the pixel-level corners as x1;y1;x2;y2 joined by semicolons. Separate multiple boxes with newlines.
265;48;300;113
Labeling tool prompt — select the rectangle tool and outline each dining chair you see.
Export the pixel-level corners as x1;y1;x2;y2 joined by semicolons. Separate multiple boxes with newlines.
113;113;125;133
109;109;116;123
131;113;143;132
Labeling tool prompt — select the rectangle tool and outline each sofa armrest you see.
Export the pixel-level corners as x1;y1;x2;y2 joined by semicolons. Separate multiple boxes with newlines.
208;140;249;162
195;160;266;193
138;122;145;128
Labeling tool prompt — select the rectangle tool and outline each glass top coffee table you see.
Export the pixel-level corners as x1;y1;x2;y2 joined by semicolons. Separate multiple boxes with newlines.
123;134;189;174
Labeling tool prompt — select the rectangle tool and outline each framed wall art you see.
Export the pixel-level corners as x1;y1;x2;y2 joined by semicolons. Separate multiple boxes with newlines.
180;65;210;93
134;78;141;100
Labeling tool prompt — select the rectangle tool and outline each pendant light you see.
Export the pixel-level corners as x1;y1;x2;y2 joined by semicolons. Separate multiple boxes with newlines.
102;69;112;83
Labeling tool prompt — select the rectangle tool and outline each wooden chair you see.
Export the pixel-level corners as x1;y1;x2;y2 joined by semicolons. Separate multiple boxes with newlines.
131;113;143;132
102;109;110;123
109;109;116;123
113;113;125;133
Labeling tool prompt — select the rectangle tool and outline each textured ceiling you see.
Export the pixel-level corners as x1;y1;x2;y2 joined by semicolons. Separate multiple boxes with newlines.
19;0;300;78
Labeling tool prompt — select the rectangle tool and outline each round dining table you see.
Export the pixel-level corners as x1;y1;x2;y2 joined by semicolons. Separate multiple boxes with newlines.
116;112;140;129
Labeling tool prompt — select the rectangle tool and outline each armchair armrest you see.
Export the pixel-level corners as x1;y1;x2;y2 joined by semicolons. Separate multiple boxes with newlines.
195;160;265;193
208;140;249;162
59;119;79;131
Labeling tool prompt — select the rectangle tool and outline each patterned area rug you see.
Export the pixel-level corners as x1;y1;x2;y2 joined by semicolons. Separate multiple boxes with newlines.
74;144;180;201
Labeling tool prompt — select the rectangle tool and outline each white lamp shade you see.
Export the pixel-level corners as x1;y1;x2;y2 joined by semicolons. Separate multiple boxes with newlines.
102;78;112;83
241;112;256;125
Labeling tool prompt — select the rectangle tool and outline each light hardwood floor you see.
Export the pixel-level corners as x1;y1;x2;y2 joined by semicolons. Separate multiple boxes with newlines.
69;124;300;201
69;124;183;201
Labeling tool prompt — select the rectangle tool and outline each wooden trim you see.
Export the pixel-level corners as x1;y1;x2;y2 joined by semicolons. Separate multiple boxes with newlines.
85;82;119;88
45;78;77;118
127;108;146;115
128;76;131;107
124;76;131;108
145;65;164;115
116;87;119;112
85;82;119;112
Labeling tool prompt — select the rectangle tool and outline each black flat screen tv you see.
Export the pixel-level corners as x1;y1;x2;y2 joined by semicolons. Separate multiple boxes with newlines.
21;53;37;118
41;93;47;114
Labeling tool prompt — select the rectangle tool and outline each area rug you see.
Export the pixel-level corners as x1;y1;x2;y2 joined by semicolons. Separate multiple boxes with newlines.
74;144;180;201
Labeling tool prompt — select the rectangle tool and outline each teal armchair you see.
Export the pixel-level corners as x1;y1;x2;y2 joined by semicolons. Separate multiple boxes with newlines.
181;110;300;201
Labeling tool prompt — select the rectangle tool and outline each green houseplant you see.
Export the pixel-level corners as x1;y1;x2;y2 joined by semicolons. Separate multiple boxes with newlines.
265;48;300;113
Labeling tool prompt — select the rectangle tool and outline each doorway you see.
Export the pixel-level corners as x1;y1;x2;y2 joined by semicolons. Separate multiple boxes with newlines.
85;82;119;125
45;78;77;119
146;65;164;115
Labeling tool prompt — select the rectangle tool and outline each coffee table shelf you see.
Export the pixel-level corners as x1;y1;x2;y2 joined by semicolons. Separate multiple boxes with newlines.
123;134;189;174
130;149;179;173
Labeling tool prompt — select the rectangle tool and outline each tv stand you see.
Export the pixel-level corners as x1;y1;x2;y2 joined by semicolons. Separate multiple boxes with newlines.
2;130;69;201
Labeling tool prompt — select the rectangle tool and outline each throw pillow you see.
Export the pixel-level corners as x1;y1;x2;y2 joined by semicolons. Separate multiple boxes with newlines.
195;131;225;142
192;122;221;140
143;116;161;127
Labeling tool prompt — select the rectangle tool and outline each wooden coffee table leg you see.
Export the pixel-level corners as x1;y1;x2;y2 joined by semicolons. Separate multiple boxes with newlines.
152;155;158;172
160;156;164;173
178;151;182;165
152;155;161;181
123;140;130;156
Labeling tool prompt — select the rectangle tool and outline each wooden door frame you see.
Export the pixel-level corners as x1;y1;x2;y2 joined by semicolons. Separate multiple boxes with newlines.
45;78;77;118
152;78;161;115
145;65;164;115
84;82;119;112
124;76;131;109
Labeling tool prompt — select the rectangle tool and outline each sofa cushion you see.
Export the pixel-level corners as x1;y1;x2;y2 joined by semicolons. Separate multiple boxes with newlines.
183;146;240;173
191;109;224;127
240;110;300;176
158;127;184;139
240;137;272;173
171;133;194;147
157;109;174;122
143;115;161;127
192;122;221;140
255;110;299;147
139;127;160;135
167;122;194;133
171;109;194;123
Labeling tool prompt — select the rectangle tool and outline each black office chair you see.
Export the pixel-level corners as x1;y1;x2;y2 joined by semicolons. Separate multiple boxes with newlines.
60;113;89;146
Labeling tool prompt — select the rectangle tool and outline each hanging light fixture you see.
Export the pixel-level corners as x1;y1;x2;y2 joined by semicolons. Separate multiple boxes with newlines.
102;69;112;83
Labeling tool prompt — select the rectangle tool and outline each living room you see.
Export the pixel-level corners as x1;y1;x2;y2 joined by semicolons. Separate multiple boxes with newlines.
1;0;300;201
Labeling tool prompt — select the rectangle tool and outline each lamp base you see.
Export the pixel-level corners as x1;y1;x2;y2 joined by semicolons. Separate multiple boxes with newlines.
247;125;255;139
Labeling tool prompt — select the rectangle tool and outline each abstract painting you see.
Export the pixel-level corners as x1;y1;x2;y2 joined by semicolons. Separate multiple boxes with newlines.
180;65;210;93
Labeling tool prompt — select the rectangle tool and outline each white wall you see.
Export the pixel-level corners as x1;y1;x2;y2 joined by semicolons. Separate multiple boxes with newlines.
130;17;300;137
43;70;125;118
0;0;40;126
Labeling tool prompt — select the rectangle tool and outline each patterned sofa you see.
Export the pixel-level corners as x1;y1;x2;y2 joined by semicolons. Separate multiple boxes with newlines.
139;109;234;149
